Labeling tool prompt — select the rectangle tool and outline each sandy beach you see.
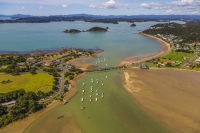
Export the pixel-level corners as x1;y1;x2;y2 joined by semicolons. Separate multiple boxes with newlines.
122;68;200;133
118;33;171;66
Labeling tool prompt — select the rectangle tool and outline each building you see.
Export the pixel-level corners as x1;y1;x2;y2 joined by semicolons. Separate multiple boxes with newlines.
1;101;16;106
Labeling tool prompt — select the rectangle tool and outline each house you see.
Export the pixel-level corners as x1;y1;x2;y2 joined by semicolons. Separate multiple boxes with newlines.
163;61;170;66
1;100;16;106
195;42;200;48
17;62;25;66
195;57;200;63
187;63;193;68
43;60;53;66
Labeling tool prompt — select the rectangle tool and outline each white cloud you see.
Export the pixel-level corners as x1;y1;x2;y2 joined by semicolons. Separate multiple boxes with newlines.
140;2;160;9
166;9;173;13
89;4;98;8
17;6;25;10
125;4;130;9
62;4;67;8
38;6;43;10
89;0;120;9
171;0;199;7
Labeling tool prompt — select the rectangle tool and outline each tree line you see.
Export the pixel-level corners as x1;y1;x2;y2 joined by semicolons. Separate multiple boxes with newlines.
0;89;56;128
143;23;200;43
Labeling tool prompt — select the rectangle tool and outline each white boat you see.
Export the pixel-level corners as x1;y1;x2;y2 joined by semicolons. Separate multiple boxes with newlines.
106;76;108;78
96;98;98;101
96;89;98;92
96;93;98;96
91;90;93;93
81;98;84;102
102;83;104;86
83;83;85;86
82;93;84;95
90;95;92;98
90;99;92;102
102;95;104;98
82;90;85;93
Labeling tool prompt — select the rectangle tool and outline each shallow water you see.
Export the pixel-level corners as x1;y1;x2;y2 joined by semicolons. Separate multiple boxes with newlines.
24;70;172;133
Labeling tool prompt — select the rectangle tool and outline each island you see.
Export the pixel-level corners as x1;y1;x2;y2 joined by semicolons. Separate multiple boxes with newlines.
64;29;81;33
131;23;136;27
64;27;108;33
87;27;108;32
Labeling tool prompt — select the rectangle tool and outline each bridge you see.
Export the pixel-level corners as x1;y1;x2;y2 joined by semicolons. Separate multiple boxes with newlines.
83;66;125;72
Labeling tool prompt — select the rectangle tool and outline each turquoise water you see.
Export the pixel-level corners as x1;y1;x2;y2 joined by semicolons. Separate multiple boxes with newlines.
0;21;163;66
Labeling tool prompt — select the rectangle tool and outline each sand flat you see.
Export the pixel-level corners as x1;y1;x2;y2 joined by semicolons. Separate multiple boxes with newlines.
122;68;200;133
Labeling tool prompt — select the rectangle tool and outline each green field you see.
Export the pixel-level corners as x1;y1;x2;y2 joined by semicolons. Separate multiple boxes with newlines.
159;51;193;62
0;73;54;93
24;70;172;133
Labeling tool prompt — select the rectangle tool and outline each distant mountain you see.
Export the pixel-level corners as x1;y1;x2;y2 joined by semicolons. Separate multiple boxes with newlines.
50;14;200;19
10;14;32;18
1;14;200;20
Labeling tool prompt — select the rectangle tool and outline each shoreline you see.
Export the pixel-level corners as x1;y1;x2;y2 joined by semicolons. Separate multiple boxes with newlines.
0;47;102;56
118;33;171;66
0;50;102;133
1;73;85;133
68;49;103;71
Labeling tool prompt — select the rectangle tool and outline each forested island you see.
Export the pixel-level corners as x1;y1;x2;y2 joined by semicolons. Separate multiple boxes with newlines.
64;27;108;33
131;23;136;27
64;29;81;33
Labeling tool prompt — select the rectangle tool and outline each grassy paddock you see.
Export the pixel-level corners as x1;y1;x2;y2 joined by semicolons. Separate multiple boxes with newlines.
159;51;193;62
0;73;54;93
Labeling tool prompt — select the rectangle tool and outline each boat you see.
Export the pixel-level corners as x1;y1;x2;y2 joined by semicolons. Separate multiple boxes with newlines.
81;98;84;102
96;98;98;101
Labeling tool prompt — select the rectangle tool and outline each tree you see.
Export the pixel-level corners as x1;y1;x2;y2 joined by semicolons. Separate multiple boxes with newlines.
30;67;37;75
69;75;74;80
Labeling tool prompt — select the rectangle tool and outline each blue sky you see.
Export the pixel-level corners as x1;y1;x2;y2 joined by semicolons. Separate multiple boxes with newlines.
0;0;200;15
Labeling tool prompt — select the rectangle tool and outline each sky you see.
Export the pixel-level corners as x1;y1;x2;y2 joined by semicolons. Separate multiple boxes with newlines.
0;0;200;16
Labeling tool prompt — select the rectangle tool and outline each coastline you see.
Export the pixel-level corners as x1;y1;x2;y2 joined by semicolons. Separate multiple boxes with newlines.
0;50;103;133
1;73;85;133
118;33;171;66
68;49;103;71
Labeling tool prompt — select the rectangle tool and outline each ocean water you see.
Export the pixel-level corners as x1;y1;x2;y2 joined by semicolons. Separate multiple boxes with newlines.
1;21;177;132
0;21;164;66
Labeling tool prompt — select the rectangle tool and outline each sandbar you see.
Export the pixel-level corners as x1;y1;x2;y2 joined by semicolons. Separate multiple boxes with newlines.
122;68;200;133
